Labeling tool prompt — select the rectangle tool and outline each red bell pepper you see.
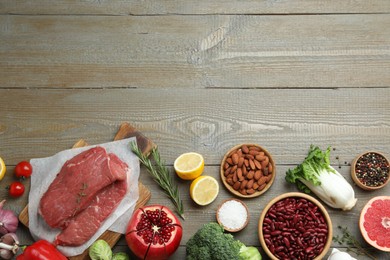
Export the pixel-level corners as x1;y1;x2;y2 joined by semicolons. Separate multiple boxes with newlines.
16;240;67;260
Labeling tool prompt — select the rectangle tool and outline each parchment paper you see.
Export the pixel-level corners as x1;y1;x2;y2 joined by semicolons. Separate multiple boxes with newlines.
28;137;140;257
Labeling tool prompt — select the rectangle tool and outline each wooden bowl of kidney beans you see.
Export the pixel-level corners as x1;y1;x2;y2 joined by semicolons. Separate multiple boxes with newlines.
351;151;390;191
258;192;332;260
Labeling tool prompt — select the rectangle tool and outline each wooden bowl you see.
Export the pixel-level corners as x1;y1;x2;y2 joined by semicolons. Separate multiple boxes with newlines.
258;192;333;260
351;151;390;191
216;198;249;232
220;143;275;198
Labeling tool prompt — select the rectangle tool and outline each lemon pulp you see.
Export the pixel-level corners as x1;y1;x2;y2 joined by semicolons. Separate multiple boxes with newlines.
190;176;219;206
174;152;204;180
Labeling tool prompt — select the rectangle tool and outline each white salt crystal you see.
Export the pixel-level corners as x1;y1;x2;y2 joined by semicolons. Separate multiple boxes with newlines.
218;200;248;230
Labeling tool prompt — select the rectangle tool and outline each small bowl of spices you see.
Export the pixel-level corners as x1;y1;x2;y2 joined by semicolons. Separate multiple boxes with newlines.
216;198;249;232
220;144;275;198
351;151;390;190
258;192;332;260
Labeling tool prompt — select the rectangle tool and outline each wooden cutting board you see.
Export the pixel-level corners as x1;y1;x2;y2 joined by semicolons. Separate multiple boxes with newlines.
19;122;156;260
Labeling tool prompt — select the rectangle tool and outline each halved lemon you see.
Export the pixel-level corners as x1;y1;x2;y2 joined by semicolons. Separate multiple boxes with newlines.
174;152;204;180
190;176;219;206
0;157;6;181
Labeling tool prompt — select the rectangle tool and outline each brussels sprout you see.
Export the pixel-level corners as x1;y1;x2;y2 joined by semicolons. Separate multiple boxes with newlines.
112;252;130;260
89;240;113;260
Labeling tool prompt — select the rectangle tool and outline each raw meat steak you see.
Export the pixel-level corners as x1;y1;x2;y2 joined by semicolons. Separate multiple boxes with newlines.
55;174;127;246
39;146;128;230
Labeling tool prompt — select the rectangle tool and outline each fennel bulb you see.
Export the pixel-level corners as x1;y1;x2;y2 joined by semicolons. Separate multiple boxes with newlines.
286;145;357;210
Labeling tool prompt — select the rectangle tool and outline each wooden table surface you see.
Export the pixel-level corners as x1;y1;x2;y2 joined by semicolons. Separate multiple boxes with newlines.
0;1;389;259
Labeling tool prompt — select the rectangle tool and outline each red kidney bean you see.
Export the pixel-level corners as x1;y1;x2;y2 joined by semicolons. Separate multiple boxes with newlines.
271;230;282;236
283;237;290;248
262;196;328;259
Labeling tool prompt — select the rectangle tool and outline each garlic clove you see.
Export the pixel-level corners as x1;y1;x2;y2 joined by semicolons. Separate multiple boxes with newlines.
0;200;19;235
0;248;14;259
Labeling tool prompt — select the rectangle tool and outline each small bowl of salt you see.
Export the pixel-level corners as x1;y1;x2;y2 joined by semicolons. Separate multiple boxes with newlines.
216;198;249;232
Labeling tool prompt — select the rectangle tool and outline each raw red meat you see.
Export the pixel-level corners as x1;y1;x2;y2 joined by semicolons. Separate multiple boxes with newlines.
38;147;129;246
55;174;127;246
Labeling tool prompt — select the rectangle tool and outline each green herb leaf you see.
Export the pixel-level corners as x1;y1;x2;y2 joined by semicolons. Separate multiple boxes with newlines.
130;141;185;219
285;145;334;192
333;226;376;260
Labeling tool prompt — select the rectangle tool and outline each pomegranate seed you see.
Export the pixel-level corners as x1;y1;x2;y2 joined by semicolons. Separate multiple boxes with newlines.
133;208;178;245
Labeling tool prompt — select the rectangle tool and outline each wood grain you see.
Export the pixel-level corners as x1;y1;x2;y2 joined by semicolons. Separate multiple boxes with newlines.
18;122;154;259
0;88;389;165
0;15;389;89
1;0;389;15
1;1;389;259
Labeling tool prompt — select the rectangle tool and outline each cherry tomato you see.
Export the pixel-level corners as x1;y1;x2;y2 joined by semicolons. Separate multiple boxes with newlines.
14;161;33;178
9;181;25;197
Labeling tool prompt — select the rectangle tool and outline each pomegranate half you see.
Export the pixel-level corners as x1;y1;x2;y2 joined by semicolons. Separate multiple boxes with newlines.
126;205;183;260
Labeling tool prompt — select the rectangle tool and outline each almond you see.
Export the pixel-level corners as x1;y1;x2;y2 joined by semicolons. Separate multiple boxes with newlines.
244;159;249;167
245;154;254;160
232;153;239;165
242;145;249;154
224;167;231;177
247;170;254;179
249;146;261;152
240;189;248;195
237;168;243;180
240;180;248;190
233;171;238;182
237;157;245;168
224;162;230;170
233;181;241;190
254;159;262;170
242;165;248;176
261;156;269;169
226;157;234;165
258;176;267;186
249;159;256;170
246;188;255;195
254;170;262;180
258;183;267;191
268;163;273;173
263;167;269;176
255;154;266;161
246;179;254;189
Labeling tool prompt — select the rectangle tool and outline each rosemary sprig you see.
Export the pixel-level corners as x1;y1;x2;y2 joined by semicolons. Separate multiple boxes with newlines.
130;141;185;219
333;226;376;260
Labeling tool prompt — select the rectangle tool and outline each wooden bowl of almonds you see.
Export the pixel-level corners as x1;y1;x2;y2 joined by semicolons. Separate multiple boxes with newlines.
220;143;276;198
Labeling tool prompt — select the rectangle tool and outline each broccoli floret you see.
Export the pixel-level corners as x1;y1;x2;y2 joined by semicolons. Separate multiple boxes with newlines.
186;222;261;260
